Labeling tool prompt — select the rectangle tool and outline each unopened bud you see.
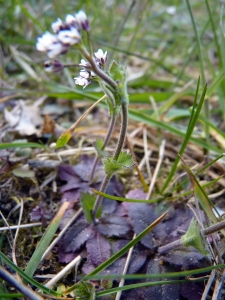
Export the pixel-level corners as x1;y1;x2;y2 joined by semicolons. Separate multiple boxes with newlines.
44;60;64;73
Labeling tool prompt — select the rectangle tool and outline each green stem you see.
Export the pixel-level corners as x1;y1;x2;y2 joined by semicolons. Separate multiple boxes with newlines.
92;103;128;223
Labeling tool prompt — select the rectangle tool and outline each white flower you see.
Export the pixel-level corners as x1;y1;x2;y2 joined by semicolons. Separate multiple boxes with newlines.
80;70;90;79
166;6;176;15
51;18;64;33
94;49;107;64
74;76;91;89
57;27;81;45
79;59;90;67
47;43;69;58
65;14;78;26
36;32;58;51
75;10;90;31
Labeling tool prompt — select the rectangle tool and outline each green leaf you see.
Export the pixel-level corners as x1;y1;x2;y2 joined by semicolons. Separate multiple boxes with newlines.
117;152;134;167
80;193;102;224
24;202;69;278
181;219;209;255
0;142;45;150
102;152;134;175
94;139;108;158
73;281;95;300
179;156;218;226
56;131;72;148
109;61;128;105
0;252;59;296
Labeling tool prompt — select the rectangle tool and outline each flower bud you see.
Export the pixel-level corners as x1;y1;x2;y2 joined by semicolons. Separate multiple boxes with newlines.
75;10;90;31
44;60;64;73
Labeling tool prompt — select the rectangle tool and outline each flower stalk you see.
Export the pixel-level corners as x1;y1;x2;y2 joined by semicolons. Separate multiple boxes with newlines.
36;10;131;227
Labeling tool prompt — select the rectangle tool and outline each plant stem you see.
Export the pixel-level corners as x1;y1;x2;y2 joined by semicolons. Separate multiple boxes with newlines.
158;220;225;254
90;112;116;182
92;103;128;223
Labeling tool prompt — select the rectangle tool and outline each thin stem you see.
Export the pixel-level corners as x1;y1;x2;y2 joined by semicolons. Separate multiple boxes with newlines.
90;113;116;181
158;220;225;254
92;103;128;223
113;103;128;160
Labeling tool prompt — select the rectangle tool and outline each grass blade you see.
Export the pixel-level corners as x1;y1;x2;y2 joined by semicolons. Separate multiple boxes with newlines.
24;202;69;278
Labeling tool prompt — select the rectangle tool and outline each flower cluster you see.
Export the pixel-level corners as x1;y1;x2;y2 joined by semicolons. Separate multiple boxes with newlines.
36;11;89;58
74;49;107;89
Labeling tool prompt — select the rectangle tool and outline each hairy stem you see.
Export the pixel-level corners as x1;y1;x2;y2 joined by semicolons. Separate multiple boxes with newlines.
90;113;116;182
92;103;128;223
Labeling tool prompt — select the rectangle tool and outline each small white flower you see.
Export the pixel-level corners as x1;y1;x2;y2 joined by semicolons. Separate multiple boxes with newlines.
74;76;91;89
75;10;90;31
47;43;69;58
79;59;90;67
80;70;90;79
57;27;81;45
166;6;176;15
65;14;78;26
94;49;107;64
36;32;58;51
51;18;64;33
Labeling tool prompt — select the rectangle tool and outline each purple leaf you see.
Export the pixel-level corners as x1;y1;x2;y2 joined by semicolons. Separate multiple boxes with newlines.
86;231;111;266
180;282;205;300
62;221;88;252
97;214;130;237
67;226;95;252
73;155;104;182
127;202;157;249
60;189;80;203
58;164;80;182
82;256;95;274
127;245;148;274
126;188;147;200
145;259;181;300
100;257;126;277
59;208;76;230
153;204;194;244
163;249;209;270
30;201;53;225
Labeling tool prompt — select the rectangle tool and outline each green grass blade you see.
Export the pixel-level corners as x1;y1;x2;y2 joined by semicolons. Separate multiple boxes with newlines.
24;202;69;278
0;252;58;296
83;263;225;281
0;142;45;149
179;156;220;227
92;189;162;203
96;279;204;297
161;81;207;193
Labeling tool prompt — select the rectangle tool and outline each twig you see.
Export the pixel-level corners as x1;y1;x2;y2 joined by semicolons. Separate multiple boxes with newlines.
12;198;23;281
0;222;42;231
146;139;166;199
0;211;13;248
201;269;216;300
44;255;82;289
59;94;107;136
